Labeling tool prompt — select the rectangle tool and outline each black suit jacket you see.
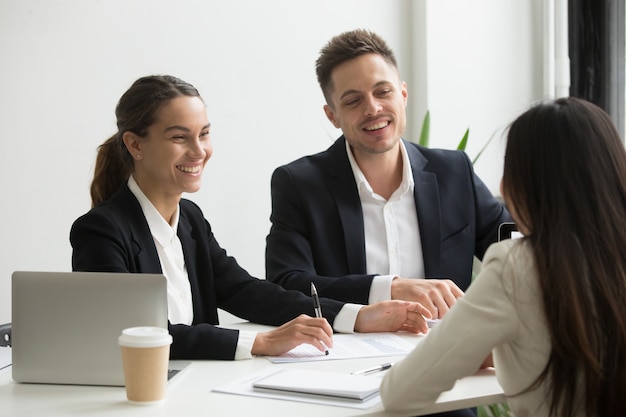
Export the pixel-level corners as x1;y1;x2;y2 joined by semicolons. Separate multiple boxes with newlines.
70;185;344;360
266;137;511;304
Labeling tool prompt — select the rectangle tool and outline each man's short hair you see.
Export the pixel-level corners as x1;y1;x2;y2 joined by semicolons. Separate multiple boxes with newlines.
315;29;399;106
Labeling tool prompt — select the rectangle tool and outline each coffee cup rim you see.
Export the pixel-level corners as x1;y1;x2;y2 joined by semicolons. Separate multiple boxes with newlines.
118;326;172;348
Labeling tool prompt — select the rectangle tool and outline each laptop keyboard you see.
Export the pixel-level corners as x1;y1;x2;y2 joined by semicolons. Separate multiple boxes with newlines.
167;369;180;380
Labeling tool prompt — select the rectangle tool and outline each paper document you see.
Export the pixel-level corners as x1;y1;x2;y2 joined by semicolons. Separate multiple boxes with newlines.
427;318;440;327
213;367;382;409
266;332;420;363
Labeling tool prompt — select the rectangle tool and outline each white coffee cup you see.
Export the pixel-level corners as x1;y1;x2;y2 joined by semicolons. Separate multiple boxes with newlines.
118;326;172;405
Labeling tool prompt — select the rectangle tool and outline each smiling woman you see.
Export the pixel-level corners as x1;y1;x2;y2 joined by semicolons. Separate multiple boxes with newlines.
89;75;206;210
121;96;212;223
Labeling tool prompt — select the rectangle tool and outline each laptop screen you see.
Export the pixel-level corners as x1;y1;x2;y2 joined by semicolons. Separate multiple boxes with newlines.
11;271;168;386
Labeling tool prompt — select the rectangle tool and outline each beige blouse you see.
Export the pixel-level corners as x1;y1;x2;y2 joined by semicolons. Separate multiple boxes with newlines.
380;239;584;417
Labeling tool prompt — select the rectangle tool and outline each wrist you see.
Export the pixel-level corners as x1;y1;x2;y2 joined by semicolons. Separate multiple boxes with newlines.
390;276;401;299
251;333;265;356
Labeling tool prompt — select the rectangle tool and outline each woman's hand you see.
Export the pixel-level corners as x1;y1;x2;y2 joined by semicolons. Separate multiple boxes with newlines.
480;352;494;369
251;314;333;356
354;300;432;334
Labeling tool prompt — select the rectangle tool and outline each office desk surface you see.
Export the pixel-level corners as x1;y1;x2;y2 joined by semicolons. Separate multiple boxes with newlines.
0;322;506;417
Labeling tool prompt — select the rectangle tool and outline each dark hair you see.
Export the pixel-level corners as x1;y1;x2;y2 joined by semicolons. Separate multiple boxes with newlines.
315;29;398;105
90;75;202;207
503;97;626;417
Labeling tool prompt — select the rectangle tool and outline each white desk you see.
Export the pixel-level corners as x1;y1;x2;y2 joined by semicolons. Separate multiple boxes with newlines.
0;323;506;417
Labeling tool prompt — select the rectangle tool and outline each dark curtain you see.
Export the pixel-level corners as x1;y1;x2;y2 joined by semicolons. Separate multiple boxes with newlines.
569;0;625;137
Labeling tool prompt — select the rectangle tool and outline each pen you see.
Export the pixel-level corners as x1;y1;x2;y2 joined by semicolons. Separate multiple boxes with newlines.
310;282;329;355
351;362;393;376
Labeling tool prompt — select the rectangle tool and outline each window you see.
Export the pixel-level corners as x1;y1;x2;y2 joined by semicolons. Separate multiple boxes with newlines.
569;0;625;137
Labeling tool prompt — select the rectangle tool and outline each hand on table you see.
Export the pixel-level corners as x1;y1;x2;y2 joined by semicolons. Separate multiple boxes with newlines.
480;353;494;369
251;314;332;356
391;277;464;319
355;300;432;334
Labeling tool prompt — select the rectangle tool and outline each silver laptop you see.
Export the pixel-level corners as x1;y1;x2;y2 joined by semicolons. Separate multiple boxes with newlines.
11;271;186;386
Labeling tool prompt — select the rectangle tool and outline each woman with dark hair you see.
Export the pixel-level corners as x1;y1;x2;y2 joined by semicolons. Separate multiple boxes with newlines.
380;97;626;417
70;75;430;361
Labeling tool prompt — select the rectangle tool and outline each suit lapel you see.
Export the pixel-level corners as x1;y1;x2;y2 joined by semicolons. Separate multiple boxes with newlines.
114;188;211;324
405;141;442;277
177;209;203;322
115;186;163;274
326;137;368;273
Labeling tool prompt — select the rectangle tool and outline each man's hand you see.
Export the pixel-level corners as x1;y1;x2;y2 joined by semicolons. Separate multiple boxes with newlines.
391;277;464;319
354;300;432;334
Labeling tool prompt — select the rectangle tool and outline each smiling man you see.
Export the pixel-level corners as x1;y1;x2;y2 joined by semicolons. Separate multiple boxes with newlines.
265;29;510;328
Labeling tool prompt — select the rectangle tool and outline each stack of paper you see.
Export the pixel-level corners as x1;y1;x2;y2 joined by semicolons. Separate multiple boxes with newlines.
213;367;383;409
266;332;419;363
252;368;380;401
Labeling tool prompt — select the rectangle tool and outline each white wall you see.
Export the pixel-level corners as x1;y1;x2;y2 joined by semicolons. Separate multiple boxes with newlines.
419;1;545;191
0;0;545;324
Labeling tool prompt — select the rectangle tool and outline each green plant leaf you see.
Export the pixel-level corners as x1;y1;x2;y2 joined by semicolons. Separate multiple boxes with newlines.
471;128;499;165
416;110;497;166
418;110;430;147
478;402;513;417
457;128;469;151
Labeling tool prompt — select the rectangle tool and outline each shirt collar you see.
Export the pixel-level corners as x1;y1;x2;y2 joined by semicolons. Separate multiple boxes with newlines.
127;175;180;247
345;138;415;198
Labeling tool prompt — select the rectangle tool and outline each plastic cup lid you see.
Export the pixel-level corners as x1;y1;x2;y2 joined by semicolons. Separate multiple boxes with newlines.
118;326;172;348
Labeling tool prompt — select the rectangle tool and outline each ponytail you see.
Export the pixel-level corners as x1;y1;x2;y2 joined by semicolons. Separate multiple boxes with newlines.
90;133;133;207
89;75;202;207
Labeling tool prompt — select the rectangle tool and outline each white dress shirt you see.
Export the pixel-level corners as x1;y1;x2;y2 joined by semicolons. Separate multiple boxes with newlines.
128;176;193;325
345;140;425;304
128;176;256;359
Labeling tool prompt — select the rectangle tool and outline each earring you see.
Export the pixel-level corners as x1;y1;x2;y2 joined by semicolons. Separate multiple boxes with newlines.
136;154;142;160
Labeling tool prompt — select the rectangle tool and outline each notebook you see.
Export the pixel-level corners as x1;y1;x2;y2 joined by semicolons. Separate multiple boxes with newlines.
11;271;187;386
252;368;380;401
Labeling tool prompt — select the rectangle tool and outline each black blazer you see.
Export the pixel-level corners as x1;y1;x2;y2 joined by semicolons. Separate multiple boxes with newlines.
266;137;511;304
70;185;345;360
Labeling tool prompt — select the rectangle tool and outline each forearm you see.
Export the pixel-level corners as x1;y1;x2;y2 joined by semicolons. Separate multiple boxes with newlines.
168;322;239;360
269;268;375;304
